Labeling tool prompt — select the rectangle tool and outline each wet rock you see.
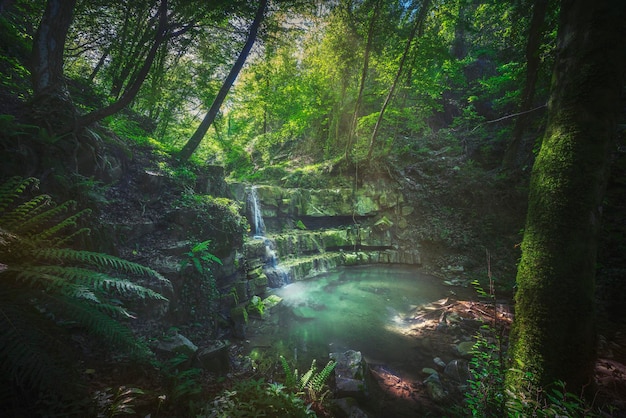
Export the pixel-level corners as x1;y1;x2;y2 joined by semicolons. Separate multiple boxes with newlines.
230;306;248;339
456;341;475;358
194;340;231;374
424;373;448;402
262;294;282;312
331;350;368;399
156;333;198;356
433;357;447;368
444;359;471;383
332;397;372;418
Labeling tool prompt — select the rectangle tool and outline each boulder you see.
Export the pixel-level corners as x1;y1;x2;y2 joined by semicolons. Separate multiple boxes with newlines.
194;340;231;374
262;294;282;312
156;333;198;357
443;359;471;384
423;373;448;402
330;350;368;399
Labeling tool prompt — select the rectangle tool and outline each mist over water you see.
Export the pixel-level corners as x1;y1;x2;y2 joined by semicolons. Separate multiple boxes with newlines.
257;265;456;379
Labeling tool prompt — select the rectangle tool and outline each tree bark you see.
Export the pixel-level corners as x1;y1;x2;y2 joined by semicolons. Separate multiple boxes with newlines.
31;0;76;97
507;0;625;393
177;0;268;161
344;0;381;159
501;0;549;170
365;0;430;161
30;0;77;133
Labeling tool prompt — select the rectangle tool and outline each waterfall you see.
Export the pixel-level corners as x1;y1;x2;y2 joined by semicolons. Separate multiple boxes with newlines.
247;185;291;287
249;185;266;237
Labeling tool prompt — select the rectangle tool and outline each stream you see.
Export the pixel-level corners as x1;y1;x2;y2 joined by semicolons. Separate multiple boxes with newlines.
244;264;462;380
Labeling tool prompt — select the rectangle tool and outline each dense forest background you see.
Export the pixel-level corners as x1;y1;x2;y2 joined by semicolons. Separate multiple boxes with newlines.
1;0;626;416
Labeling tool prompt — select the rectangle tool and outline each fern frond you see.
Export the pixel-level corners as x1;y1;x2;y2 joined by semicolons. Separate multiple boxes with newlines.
12;266;79;293
50;227;91;247
0;177;39;213
34;248;168;282
13;265;167;301
71;286;101;303
93;302;134;319
191;240;212;253
280;355;298;389
29;207;89;242
16;201;79;236
308;360;336;393
299;359;316;390
43;292;139;350
0;287;76;396
0;177;161;412
0;194;52;228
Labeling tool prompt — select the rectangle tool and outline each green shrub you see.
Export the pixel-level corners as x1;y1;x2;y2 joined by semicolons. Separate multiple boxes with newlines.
202;379;315;418
465;328;506;417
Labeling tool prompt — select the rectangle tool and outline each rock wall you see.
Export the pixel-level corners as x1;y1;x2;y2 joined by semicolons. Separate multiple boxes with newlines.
223;181;422;310
93;160;422;330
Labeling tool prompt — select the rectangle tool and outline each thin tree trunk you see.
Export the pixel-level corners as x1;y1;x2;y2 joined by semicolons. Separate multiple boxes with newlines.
177;0;268;161
344;0;381;159
88;43;113;82
365;0;430;161
506;0;625;392
502;0;549;170
76;0;168;129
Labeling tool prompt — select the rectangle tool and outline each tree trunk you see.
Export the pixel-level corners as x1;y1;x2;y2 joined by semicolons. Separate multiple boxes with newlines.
75;0;169;129
344;0;381;159
507;0;625;393
30;0;77;133
365;0;430;161
177;0;268;161
501;0;549;170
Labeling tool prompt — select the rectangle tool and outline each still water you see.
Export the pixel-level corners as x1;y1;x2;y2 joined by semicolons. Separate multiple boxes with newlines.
246;265;458;379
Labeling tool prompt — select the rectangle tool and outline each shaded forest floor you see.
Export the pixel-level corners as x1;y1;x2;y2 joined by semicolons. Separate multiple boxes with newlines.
353;297;626;417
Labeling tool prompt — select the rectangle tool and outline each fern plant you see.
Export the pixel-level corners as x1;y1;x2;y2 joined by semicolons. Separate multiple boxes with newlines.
279;356;336;402
178;239;222;321
0;177;168;414
203;378;315;418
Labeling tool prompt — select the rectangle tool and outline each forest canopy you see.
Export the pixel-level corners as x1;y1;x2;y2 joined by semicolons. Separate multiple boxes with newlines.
1;0;559;175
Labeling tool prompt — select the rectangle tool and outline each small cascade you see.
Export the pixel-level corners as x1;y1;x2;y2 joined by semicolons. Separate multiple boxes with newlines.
247;185;291;287
262;239;291;287
248;185;266;237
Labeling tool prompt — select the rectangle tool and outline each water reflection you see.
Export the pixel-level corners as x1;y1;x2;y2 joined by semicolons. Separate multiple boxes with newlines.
245;265;457;380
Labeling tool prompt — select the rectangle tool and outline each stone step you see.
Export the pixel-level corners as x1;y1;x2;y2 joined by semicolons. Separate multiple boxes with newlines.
243;227;396;260
279;248;421;282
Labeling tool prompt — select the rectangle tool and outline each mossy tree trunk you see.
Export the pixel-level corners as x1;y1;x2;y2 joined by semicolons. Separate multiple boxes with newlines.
507;0;625;392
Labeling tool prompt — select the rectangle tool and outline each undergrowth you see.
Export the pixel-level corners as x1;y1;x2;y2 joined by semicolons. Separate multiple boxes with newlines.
462;253;607;417
0;177;167;415
201;356;336;417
